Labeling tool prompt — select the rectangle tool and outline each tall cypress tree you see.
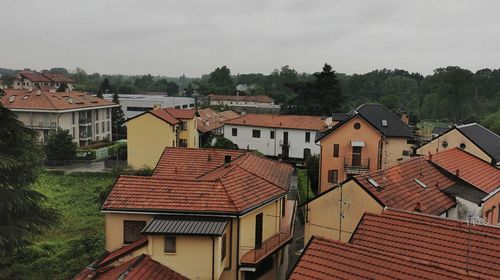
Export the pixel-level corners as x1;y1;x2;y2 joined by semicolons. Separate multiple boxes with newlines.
111;92;126;140
0;104;58;256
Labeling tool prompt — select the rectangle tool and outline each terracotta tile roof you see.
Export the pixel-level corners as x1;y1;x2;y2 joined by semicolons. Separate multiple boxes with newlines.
225;113;327;131
349;209;500;279
430;148;500;194
146;108;197;125
74;254;188;280
197;108;240;133
42;73;75;83
208;94;274;103
18;71;51;82
289;236;474;280
97;237;148;267
102;176;239;213
355;156;457;215
152;147;246;179
104;147;292;214
1;89;117;111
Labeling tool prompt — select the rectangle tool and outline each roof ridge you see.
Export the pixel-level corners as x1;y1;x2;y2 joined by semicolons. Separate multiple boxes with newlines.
195;152;248;179
40;90;58;110
217;178;240;212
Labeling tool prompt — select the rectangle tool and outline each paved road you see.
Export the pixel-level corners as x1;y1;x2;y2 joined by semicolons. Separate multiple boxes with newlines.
286;175;305;277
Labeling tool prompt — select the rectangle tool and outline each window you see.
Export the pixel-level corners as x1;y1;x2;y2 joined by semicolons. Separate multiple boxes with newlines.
102;122;105;133
221;233;227;261
353;122;361;130
72;112;75;124
182;104;188;108
107;122;110;132
460;143;466;149
179;139;188;147
95;111;99;120
232;128;238;136
270;130;275;139
305;132;311;143
252;130;261;138
402;150;410;156
164;236;176;253
72;127;75;139
303;148;311;159
107;109;110;119
175;106;181;109
180;121;188;131
123;220;146;244
127;106;154;112
95;123;99;134
333;144;339;158
328;170;338;184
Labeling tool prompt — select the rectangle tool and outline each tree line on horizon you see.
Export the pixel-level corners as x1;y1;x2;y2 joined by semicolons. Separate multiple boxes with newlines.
1;64;499;133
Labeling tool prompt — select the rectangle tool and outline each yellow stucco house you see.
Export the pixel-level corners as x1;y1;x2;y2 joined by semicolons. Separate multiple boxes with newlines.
303;156;465;243
75;147;296;280
316;104;415;193
417;123;500;167
127;108;198;169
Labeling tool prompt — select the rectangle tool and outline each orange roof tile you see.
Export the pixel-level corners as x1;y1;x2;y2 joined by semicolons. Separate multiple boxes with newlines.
104;147;293;214
98;237;148;267
208;94;274;103
350;209;500;279
289;236;474;280
225;113;327;131
42;73;75;83
197;108;240;133
1;89;117;111
145;108;196;125
355;157;457;215
152;147;246;179
74;254;188;280
149;108;181;125
18;72;51;82
430;148;500;194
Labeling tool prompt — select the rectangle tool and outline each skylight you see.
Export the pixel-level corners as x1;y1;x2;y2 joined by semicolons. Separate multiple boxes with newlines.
381;119;388;127
368;178;379;188
414;179;428;189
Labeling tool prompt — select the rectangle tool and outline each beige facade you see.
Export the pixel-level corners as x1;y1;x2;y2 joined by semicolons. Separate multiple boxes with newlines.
127;112;199;169
304;180;384;243
102;197;293;280
417;128;491;163
318;116;413;193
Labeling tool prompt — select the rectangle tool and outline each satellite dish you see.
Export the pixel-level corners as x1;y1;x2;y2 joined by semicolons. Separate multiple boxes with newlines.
211;137;217;147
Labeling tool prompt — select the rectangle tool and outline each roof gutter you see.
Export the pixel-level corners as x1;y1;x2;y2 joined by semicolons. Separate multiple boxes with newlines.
9;104;119;113
100;209;238;218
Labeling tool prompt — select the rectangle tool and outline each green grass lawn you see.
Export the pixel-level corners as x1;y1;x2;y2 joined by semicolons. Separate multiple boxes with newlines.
0;171;117;280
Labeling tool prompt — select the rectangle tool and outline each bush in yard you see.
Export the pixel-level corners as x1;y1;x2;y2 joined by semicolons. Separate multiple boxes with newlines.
45;128;77;162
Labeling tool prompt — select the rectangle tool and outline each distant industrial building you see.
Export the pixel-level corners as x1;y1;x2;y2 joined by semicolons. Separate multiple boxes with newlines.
103;94;195;119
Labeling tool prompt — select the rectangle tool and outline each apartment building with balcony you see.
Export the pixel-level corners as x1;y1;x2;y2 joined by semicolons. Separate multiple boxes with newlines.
0;89;118;146
316;103;414;193
12;71;75;91
126;108;198;169
223;114;335;161
74;147;296;280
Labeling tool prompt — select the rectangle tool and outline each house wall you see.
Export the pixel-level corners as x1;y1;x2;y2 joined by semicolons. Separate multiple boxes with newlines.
482;191;500;225
224;124;320;159
178;117;198;148
127;113;176;169
150;235;216;280
104;213;152;251
239;200;281;258
318;116;382;193
381;137;413;168
417;129;491;163
304;180;384;243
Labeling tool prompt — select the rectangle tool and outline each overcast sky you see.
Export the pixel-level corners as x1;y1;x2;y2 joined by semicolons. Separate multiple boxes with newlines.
1;0;500;77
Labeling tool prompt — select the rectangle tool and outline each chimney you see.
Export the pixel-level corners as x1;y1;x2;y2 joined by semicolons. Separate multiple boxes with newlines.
376;185;384;192
224;155;232;164
455;169;460;177
153;104;161;110
207;155;212;162
428;154;432;161
414;202;422;212
401;113;409;125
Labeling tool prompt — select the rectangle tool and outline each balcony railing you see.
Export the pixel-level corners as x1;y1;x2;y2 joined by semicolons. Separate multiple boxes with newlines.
240;201;296;265
31;121;57;129
344;156;370;169
79;131;92;139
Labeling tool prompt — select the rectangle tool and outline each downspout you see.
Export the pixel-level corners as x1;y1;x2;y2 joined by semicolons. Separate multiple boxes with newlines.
236;218;240;280
339;182;343;241
377;137;385;170
228;219;233;269
212;237;215;280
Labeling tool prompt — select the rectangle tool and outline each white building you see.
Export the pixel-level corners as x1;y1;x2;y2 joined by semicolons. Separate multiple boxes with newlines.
224;114;334;160
208;94;280;114
1;89;118;147
103;93;195;119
